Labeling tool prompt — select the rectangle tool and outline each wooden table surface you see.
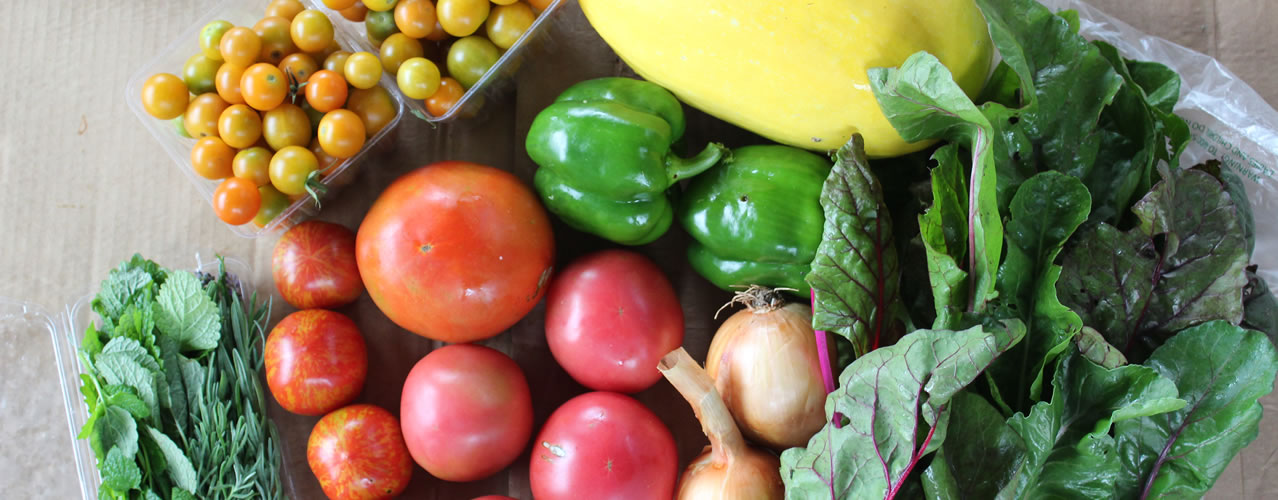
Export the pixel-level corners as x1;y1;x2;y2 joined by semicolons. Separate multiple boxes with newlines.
0;0;1275;498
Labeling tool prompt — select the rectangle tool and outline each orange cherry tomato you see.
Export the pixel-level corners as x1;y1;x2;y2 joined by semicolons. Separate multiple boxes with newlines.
305;70;349;112
220;27;263;67
215;63;247;104
318;109;367;159
263;103;314;150
255;16;299;65
191;137;236;180
266;0;305;20
218;104;264;149
437;0;489;37
279;52;319;83
184;93;229;138
213;177;263;225
527;0;552;12
346;86;398;136
323;0;358;9
241;63;290;111
424;20;449;41
339;3;369;22
394;0;437;39
310;138;343;176
291;9;336;53
425;76;463;117
141;73;189;120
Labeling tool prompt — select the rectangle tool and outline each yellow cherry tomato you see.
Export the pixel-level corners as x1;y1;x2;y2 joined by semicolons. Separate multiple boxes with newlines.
265;0;305;20
291;10;335;53
141;73;189;119
437;0;489;37
191;137;236;180
217;104;263;149
317;109;367;159
346;86;398;136
262;103;313;150
394;0;437;38
215;63;247;104
255;16;299;65
323;0;358;9
323;51;352;73
491;0;518;4
396;57;440;99
378;33;424;74
233;146;273;186
343;51;383;90
269;146;321;196
486;2;534;49
199;20;234;61
185;93;230;138
278;52;319;83
220;27;262;67
363;0;398;12
183;54;222;95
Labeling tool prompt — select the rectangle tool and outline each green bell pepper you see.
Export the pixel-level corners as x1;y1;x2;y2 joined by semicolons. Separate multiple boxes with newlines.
526;77;731;245
678;145;832;294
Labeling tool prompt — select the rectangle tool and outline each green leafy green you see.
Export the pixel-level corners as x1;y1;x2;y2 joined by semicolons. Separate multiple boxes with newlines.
147;428;198;493
779;321;1025;499
806;134;904;356
1058;169;1249;357
869;51;1003;319
988;171;1090;407
1114;322;1278;498
102;446;142;493
1074;327;1127;369
921;392;1027;498
92;406;138;462
918;145;970;328
104;386;150;420
154;270;221;352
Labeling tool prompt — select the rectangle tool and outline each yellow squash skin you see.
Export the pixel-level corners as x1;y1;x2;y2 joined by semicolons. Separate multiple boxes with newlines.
579;0;993;158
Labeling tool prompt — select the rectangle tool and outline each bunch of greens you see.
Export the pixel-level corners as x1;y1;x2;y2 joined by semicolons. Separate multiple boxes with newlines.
781;0;1278;498
76;255;283;500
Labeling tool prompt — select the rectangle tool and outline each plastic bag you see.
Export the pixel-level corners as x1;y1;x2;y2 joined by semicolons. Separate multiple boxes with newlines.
1042;0;1278;283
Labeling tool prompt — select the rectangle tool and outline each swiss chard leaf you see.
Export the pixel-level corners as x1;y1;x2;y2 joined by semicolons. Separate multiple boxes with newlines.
1074;327;1127;369
1058;169;1249;358
779;321;1026;499
807;134;905;356
997;351;1184;499
1242;268;1278;346
922;392;1027;499
155;270;221;352
1114;322;1278;498
989;171;1090;407
917;145;970;328
870;51;1002;318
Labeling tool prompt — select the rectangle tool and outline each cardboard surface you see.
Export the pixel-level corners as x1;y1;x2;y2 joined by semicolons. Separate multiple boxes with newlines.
0;0;1275;498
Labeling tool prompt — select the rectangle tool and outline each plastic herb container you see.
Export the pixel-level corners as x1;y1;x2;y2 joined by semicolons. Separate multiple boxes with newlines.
314;0;566;123
124;0;406;239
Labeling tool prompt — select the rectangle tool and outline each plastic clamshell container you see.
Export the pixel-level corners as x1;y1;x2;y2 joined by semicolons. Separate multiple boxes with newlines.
314;0;566;123
125;0;406;239
44;255;263;500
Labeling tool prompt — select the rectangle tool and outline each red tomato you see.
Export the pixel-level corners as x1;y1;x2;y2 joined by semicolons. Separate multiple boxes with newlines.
400;344;533;482
273;221;364;309
308;404;413;500
530;392;678;500
472;497;517;500
265;310;367;416
544;250;684;393
356;162;555;343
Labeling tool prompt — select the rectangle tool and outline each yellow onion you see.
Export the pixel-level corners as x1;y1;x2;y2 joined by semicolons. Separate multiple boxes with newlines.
659;348;784;500
706;286;828;450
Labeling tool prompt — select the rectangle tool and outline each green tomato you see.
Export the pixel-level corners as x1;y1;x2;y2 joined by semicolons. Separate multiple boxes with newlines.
182;54;221;95
254;185;291;227
365;10;400;43
199;20;234;61
446;36;500;89
174;115;193;138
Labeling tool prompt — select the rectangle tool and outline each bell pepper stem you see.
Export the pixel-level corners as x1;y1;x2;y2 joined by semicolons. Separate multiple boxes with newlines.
665;142;732;187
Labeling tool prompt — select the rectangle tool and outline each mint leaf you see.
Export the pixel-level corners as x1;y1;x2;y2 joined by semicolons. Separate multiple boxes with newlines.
989;171;1090;406
779;321;1026;499
102;445;141;492
155;270;220;352
82;324;104;359
113;304;160;362
1058;169;1248;357
95;351;160;423
1115;322;1278;498
870;51;1002;318
158;336;189;434
147;428;198;493
171;488;197;500
806;134;905;356
104;386;150;420
102;337;160;372
998;351;1184;498
92;406;138;462
93;267;155;322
